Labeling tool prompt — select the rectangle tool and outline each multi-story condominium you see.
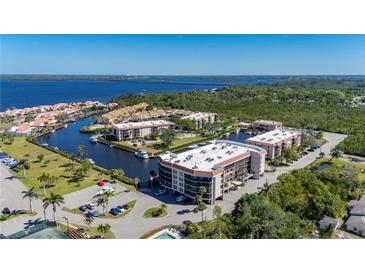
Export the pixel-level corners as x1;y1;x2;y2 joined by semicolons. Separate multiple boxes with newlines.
246;129;302;160
251;120;283;131
158;140;266;204
181;112;217;129
112;120;175;141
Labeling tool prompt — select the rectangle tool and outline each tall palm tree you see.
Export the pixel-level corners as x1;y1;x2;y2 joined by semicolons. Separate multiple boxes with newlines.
37;172;50;196
21;186;38;213
102;190;113;213
97;223;111;238
42;193;65;224
96;195;108;215
17;159;29;178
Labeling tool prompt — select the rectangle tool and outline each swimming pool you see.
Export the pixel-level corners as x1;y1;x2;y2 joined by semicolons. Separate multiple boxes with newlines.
154;232;176;239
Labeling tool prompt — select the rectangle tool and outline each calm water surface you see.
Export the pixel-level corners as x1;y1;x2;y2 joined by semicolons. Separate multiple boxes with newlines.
0;77;274;111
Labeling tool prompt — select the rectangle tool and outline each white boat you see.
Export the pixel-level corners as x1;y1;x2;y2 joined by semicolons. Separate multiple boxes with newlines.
89;135;98;143
135;150;149;159
64;124;68;128
86;158;95;164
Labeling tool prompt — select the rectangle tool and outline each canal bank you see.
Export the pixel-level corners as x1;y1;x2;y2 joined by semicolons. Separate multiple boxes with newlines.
36;117;251;183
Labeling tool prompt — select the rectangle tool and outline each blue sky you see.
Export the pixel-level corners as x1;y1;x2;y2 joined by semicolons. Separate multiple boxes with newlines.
1;35;364;75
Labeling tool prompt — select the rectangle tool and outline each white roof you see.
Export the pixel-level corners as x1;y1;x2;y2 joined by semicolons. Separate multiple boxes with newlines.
112;120;174;130
160;140;251;171
247;129;300;145
253;120;282;125
181;112;215;120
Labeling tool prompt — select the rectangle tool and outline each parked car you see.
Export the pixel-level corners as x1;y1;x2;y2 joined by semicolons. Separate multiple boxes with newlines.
86;203;96;210
177;209;190;215
116;205;126;212
176;195;187;203
154;188;166;196
2;208;11;215
79;205;88;212
109;208;120;216
122;204;130;210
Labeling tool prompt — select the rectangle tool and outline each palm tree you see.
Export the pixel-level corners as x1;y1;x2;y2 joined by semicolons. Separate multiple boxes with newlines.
17;158;29;178
213;205;224;238
84;216;94;226
196;186;207;222
37;154;45;163
97;223;111;238
96;195;108;215
102;190;113;213
37;172;50;196
21;186;38;213
76;144;87;160
42;193;65;225
330;149;342;161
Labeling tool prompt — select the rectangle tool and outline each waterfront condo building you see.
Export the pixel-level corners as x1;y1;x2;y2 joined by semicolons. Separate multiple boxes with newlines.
251;120;283;131
181;112;217;129
246;129;302;160
158;140;266;204
112;120;175;140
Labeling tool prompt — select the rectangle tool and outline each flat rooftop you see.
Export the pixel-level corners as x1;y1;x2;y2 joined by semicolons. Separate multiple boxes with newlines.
253;120;282;125
160;140;251;171
247;129;300;145
182;112;216;120
112;119;174;130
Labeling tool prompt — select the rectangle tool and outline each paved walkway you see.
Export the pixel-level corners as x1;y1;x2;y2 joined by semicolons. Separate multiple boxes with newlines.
0;132;347;238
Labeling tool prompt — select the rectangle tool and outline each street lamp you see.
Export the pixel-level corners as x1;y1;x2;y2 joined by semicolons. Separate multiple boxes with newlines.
63;216;69;232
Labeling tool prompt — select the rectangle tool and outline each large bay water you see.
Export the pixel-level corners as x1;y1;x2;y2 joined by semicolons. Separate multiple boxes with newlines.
0;77;275;111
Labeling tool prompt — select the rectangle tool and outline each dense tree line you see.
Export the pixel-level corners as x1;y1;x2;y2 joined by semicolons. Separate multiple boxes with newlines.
112;79;365;156
184;165;365;239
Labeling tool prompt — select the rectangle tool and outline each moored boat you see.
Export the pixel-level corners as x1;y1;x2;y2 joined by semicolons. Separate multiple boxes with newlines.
135;150;149;159
89;135;98;143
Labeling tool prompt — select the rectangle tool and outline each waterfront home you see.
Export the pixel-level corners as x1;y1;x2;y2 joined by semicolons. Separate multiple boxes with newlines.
246;129;302;160
15;123;33;136
158;140;266;204
102;103;148;123
181;112;217;129
345;194;365;236
251;120;283;131
112;120;175;141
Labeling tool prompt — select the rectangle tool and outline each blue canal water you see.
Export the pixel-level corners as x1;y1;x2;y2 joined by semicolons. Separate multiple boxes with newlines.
36;117;251;182
0;77;275;111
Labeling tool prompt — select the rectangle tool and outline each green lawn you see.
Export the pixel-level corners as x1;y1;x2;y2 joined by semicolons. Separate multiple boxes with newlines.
143;207;168;218
116;135;214;156
0;137;108;197
0;210;37;222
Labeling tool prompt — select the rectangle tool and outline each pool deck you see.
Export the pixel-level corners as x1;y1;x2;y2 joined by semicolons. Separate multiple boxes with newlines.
149;228;184;239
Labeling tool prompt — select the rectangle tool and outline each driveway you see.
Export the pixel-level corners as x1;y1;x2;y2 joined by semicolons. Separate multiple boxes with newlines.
1;132;347;238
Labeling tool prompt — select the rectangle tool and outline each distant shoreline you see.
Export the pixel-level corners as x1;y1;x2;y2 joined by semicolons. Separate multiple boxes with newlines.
1;74;363;81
